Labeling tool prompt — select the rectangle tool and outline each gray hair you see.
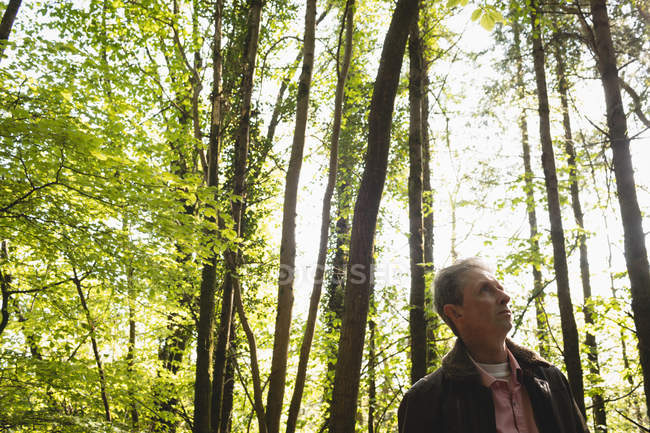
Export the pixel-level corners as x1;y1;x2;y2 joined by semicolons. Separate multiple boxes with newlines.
433;257;491;336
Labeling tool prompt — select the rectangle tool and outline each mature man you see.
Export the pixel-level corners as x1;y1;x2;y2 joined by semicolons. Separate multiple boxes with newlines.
398;257;589;433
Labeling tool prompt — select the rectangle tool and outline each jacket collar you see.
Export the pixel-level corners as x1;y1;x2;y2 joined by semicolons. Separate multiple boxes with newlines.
441;338;551;381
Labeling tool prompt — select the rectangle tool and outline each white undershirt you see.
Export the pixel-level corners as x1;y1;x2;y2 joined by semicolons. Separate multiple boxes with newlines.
468;354;511;380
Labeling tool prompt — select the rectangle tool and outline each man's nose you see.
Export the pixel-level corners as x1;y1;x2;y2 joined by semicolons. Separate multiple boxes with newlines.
499;290;510;305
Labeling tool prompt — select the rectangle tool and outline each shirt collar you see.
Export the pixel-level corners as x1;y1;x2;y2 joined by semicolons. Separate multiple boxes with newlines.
469;348;522;388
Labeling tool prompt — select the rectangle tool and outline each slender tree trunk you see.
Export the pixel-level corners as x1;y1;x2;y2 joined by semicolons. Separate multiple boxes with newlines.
73;270;111;422
512;16;549;359
155;65;200;433
446;117;458;263
407;12;427;384
553;37;607;432
217;318;236;433
367;286;377;433
421;61;439;371
266;1;317;432
125;253;139;426
265;7;331;149
529;0;586;417
214;0;262;430
0;0;21;63
449;191;458;262
585;137;645;431
212;275;233;433
192;0;222;430
322;179;351;429
328;0;419;430
285;3;353;433
0;241;10;338
233;279;267;433
590;0;650;420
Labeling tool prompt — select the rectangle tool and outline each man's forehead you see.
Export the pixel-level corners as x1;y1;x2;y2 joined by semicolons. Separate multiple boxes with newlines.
462;268;497;288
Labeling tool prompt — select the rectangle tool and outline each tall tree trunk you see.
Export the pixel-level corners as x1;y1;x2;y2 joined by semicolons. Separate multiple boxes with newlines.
217;318;236;433
328;0;419;430
265;7;331;149
421;56;439;372
0;240;10;338
125;249;139;427
367;283;377;433
585;138;646;431
322;179;351;430
590;0;650;420
214;0;262;430
0;0;21;63
407;12;427;384
212;276;233;433
233;278;267;433
266;1;317;432
529;0;586;417
155;60;201;433
285;3;353;433
192;0;222;430
512;16;549;359
73;269;111;422
553;36;607;432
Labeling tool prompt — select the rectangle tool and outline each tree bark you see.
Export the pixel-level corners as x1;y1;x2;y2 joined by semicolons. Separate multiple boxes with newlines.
233;279;267;433
0;241;10;338
217;318;236;433
367;286;377;433
421;56;439;372
590;0;650;420
73;270;111;422
407;12;427;384
266;1;317;432
322;178;351;429
553;36;607;432
529;0;586;417
512;15;549;359
213;0;262;430
192;0;222;430
285;3;353;433
0;0;21;63
328;0;419;430
125;245;139;427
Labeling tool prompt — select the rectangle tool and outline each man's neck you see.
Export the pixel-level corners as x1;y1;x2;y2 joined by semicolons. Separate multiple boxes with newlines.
464;338;508;364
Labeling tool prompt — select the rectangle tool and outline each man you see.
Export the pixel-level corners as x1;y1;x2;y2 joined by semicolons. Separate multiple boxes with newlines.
398;257;589;433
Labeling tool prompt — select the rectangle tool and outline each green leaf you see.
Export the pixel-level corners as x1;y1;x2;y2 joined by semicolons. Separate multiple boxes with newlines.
488;9;505;24
446;0;461;8
471;8;482;21
480;13;496;31
90;150;108;161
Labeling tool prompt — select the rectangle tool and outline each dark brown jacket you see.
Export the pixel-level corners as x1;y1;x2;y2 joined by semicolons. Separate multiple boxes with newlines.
398;339;589;433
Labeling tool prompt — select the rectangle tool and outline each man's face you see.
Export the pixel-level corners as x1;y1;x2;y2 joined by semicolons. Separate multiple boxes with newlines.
446;268;513;342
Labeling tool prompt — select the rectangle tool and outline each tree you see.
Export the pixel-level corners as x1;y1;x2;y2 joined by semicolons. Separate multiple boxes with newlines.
528;0;586;416
285;2;355;432
589;0;650;420
192;0;223;430
553;31;607;431
0;0;21;63
511;14;549;359
328;0;420;431
407;8;427;384
266;1;317;431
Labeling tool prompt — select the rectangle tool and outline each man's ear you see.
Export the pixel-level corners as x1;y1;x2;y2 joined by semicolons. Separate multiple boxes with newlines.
443;304;462;321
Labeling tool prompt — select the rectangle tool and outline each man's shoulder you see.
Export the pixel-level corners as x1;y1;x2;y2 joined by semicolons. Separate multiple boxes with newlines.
403;368;447;399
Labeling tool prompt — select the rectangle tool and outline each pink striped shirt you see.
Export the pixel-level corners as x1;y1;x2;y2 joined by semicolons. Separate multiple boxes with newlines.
470;349;540;433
